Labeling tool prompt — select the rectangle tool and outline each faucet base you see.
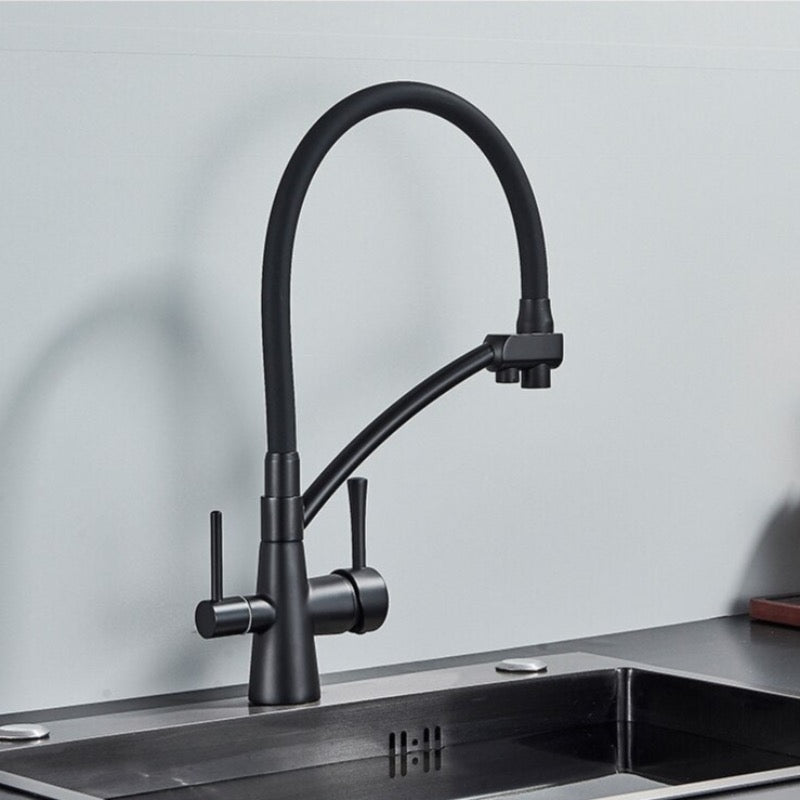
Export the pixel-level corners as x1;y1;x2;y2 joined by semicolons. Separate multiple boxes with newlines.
249;540;320;706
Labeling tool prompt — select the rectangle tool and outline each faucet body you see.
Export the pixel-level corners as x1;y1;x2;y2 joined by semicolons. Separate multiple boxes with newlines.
194;82;563;706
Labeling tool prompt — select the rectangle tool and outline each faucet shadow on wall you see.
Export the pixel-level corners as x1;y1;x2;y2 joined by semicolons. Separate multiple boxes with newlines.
0;276;252;700
731;492;800;613
173;78;448;429
0;77;453;710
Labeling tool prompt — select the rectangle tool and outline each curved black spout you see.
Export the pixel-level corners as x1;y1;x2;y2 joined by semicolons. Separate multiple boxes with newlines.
262;81;550;454
303;343;495;525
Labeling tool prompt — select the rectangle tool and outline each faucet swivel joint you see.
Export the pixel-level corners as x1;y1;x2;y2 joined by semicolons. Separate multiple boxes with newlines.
488;298;563;387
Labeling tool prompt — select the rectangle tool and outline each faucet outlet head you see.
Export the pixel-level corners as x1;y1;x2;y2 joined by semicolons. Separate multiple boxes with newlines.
484;332;563;377
522;364;551;389
496;368;520;384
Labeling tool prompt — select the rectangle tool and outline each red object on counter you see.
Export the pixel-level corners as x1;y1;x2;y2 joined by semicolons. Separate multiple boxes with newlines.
750;595;800;627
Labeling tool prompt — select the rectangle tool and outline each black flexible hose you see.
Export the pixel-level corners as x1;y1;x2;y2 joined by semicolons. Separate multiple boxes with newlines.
302;343;494;526
262;81;549;454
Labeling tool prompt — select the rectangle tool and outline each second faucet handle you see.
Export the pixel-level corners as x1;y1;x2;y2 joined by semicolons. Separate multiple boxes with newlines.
332;475;388;635
210;510;224;601
195;510;276;639
347;477;368;570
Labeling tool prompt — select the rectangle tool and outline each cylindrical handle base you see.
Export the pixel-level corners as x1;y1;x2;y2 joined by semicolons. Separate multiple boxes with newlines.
195;596;276;639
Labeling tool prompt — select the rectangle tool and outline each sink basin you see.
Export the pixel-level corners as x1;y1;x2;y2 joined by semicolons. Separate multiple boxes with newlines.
2;653;800;800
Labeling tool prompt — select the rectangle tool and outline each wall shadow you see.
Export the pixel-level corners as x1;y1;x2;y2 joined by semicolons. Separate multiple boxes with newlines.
0;271;255;700
0;73;457;708
729;493;800;613
175;77;447;441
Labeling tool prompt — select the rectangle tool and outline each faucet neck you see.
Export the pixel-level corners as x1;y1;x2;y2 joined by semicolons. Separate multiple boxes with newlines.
261;81;550;456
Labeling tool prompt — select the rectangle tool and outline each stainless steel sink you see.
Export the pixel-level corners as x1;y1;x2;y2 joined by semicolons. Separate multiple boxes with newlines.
2;653;800;800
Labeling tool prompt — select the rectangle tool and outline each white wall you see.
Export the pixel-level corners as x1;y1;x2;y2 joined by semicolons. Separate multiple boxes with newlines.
1;2;799;714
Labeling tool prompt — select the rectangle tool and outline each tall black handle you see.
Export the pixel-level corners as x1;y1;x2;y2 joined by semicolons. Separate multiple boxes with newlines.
197;509;276;639
210;510;223;602
347;477;367;570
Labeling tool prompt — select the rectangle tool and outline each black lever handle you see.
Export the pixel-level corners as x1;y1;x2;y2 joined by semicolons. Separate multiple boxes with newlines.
311;476;388;636
347;477;367;570
195;510;276;639
210;510;223;602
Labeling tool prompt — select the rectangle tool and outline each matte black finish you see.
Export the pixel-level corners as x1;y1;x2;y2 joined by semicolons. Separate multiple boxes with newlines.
195;595;276;639
264;450;301;497
260;494;304;543
261;81;551;453
302;328;561;524
515;297;556;388
522;362;552;389
484;332;564;371
248;539;318;705
347;478;367;570
307;574;358;635
210;510;223;602
495;367;520;384
331;478;390;634
194;81;561;706
516;297;554;335
195;511;277;639
302;344;494;525
333;566;390;635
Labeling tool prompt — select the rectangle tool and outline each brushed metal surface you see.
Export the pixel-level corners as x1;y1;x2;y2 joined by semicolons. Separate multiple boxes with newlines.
2;653;800;800
496;657;548;673
0;726;49;743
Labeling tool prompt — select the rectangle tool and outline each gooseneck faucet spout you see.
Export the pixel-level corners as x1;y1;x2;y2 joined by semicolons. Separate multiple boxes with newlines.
263;81;550;454
194;81;563;706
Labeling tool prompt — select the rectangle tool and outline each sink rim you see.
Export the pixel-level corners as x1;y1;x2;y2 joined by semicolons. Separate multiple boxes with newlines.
3;652;800;800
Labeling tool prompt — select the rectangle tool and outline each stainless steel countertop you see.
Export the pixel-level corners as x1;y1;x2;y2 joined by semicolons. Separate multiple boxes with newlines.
2;614;799;799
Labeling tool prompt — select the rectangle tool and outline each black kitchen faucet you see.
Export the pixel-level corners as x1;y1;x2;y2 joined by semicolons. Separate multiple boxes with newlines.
194;82;563;706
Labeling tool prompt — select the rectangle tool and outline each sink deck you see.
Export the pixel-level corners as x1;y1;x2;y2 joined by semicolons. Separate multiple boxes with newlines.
2;653;800;800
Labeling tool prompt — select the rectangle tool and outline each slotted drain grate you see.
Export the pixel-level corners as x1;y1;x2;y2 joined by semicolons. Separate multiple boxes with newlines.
388;726;443;777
